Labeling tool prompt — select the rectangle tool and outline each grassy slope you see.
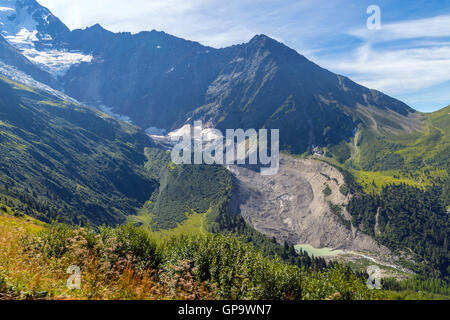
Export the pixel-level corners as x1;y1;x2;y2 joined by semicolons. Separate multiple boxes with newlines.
128;207;210;242
0;207;178;300
0;73;230;233
0;74;232;240
316;106;449;284
324;105;450;193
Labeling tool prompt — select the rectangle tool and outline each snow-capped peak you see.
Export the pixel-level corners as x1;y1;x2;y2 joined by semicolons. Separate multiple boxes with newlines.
0;0;48;43
0;0;92;77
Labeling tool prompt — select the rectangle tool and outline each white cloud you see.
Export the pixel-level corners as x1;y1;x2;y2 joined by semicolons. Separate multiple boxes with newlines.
38;0;268;47
38;0;336;48
349;15;450;43
321;44;450;93
314;14;450;110
317;43;450;110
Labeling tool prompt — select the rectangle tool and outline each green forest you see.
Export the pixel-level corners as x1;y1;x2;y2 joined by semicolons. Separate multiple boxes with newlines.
348;183;449;279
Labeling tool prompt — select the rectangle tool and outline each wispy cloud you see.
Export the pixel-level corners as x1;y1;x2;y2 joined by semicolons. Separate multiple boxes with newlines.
38;0;343;48
349;15;450;42
320;44;450;93
315;13;450;111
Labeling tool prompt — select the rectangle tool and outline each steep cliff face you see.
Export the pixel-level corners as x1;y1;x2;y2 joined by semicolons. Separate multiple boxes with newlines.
60;27;225;129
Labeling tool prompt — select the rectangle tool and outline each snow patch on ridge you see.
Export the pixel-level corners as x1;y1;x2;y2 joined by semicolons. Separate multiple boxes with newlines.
3;26;93;77
5;28;39;46
145;127;167;137
0;6;14;12
20;47;93;76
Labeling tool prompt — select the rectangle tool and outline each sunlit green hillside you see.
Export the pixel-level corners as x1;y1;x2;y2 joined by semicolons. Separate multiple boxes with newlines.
324;105;450;194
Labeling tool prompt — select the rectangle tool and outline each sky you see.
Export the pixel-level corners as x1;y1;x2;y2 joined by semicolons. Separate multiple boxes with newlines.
39;0;450;112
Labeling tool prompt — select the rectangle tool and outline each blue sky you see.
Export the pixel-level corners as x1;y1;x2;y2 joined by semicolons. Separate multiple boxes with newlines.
39;0;450;112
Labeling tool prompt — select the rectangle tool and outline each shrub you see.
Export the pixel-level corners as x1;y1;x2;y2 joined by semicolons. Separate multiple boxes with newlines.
301;266;383;300
36;222;76;258
107;224;162;270
163;234;304;300
339;185;349;196
161;234;383;300
323;185;332;197
0;274;7;292
8;219;384;300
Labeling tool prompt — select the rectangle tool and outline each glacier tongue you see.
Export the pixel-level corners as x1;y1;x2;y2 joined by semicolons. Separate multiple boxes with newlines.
0;60;79;103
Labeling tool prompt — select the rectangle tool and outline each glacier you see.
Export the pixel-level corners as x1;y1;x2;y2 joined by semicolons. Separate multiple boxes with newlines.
0;0;93;77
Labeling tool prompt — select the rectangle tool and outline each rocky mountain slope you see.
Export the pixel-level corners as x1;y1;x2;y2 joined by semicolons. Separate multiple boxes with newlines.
228;156;373;250
226;155;408;268
59;31;418;153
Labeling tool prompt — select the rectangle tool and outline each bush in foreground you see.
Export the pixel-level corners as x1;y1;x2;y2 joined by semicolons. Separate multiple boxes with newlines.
1;215;384;300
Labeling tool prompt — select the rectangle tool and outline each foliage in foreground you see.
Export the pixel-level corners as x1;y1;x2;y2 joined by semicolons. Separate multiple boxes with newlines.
162;235;380;300
0;212;384;300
